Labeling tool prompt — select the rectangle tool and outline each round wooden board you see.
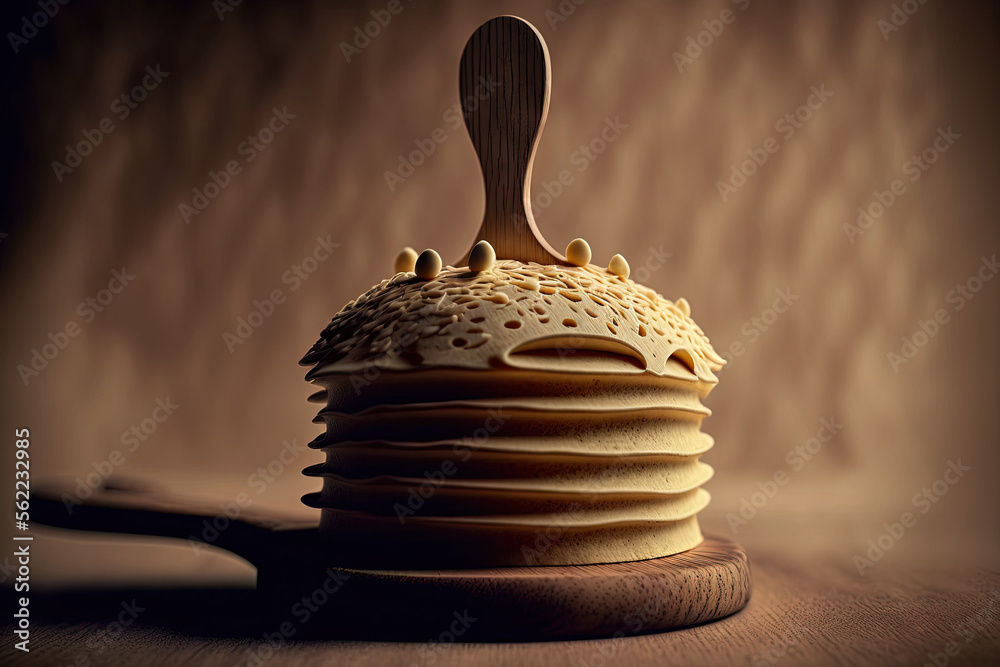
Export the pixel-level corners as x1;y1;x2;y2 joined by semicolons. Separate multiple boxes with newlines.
263;536;751;641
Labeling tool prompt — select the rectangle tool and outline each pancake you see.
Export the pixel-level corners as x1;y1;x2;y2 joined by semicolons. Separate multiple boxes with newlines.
300;255;724;568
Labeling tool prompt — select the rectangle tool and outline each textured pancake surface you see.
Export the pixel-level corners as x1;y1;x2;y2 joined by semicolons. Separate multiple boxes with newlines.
300;261;724;568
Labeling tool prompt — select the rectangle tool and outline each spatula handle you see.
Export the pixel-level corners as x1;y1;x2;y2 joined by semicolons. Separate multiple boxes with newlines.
31;477;317;565
458;16;564;265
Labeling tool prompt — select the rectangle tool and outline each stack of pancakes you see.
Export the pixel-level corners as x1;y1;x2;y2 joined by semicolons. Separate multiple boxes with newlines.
301;260;724;568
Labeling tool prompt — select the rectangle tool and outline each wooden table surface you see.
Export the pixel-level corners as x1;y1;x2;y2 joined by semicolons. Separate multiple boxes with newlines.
4;544;998;666
2;472;997;665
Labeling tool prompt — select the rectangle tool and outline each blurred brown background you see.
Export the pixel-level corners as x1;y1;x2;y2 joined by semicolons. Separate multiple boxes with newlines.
0;0;997;588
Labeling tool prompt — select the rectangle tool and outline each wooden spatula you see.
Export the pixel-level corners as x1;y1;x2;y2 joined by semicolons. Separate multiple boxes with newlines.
456;16;565;266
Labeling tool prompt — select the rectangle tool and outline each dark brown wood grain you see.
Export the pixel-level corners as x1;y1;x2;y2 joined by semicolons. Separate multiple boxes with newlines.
457;16;564;266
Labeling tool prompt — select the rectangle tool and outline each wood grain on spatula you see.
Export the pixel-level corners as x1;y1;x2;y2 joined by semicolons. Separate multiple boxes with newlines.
457;16;564;266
